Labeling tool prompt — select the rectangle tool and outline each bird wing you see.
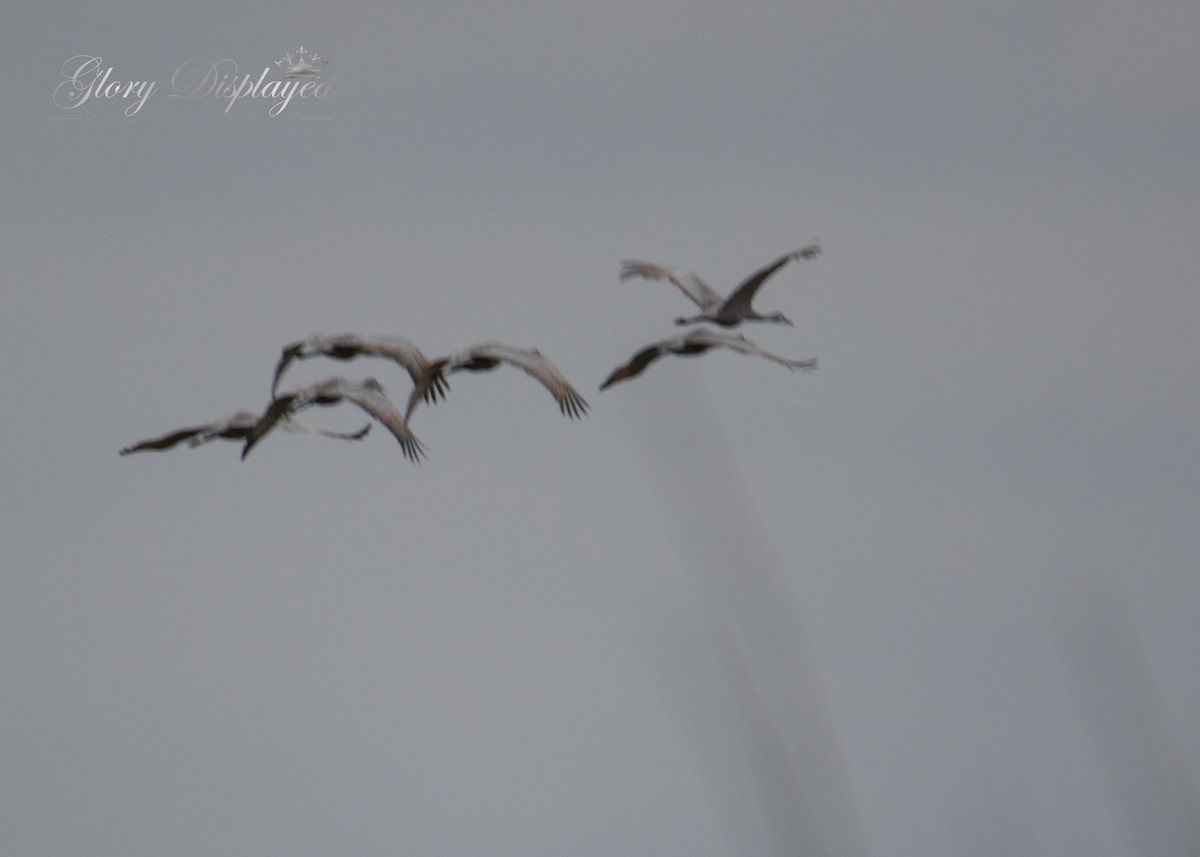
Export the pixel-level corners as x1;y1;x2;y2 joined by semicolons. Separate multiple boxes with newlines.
713;332;819;372
403;358;450;423
719;243;820;318
271;334;448;403
620;261;724;311
444;342;589;418
599;340;672;390
334;380;426;462
356;335;430;373
270;339;312;397
275;418;373;442
122;410;268;454
601;329;816;390
241;394;301;460
185;411;262;446
362;335;449;404
119;424;208;454
122;407;368;456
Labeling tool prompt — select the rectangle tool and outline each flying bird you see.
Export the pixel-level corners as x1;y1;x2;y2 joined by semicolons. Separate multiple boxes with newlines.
120;410;370;455
620;243;821;327
406;342;588;421
271;333;449;404
599;328;818;390
243;377;425;462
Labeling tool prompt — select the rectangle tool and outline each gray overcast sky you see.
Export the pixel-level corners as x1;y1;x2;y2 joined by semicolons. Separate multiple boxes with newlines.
4;2;1199;855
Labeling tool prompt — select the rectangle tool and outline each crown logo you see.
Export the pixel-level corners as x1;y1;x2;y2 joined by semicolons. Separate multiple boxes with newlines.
275;46;327;78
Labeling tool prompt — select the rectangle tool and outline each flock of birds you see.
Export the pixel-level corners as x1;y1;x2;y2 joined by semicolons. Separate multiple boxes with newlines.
120;245;822;461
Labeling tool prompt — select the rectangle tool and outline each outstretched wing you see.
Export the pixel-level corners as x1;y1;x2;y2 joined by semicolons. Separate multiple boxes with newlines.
122;411;261;454
599;340;672;390
443;342;589;418
720;243;820;318
601;329;816;390
270;340;310;397
245;378;423;462
185;411;262;447
241;394;302;460
620;261;724;311
119;424;207;455
270;333;448;404
356;335;448;403
275;419;373;442
714;332;819;372
403;359;450;423
335;381;426;462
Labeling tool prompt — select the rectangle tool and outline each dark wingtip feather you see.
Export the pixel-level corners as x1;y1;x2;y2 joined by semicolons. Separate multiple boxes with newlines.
401;436;427;463
424;371;450;404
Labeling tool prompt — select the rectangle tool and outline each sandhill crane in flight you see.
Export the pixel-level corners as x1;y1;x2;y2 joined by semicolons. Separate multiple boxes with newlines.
620;242;820;327
599;328;817;390
406;342;589;421
271;333;449;405
243;377;425;462
120;411;370;455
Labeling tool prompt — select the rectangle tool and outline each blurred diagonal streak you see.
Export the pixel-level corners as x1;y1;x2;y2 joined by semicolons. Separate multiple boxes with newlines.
1056;579;1200;857
630;378;864;857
